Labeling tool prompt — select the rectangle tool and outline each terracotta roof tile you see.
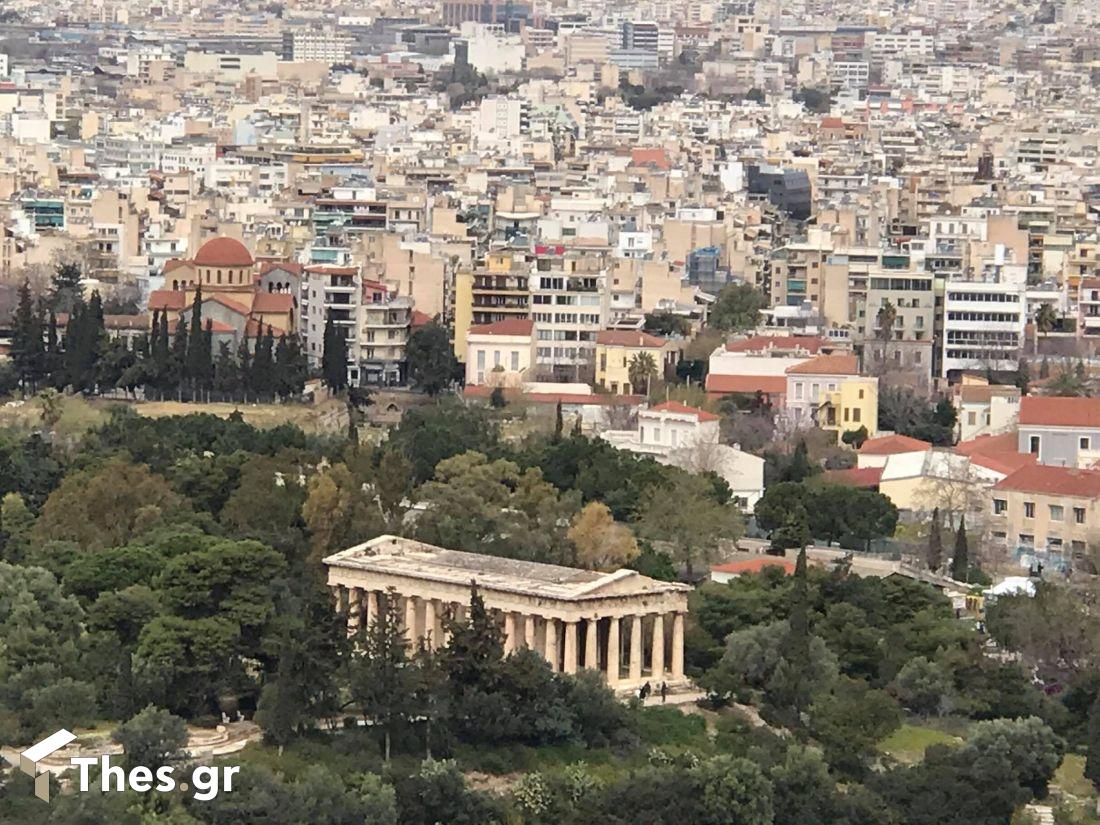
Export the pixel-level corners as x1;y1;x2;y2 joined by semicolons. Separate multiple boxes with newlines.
468;318;535;336
595;330;667;347
823;466;884;487
994;465;1100;498
786;354;860;375
859;434;931;455
705;374;788;395
1019;396;1100;428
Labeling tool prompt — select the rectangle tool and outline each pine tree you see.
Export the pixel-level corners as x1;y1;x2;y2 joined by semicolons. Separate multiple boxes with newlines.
50;260;82;312
61;297;85;391
927;506;943;571
351;589;412;762
441;584;504;691
186;285;205;392
951;515;969;582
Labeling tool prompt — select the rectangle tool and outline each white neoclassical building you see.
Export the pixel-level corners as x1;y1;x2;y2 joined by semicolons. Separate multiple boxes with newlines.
324;535;692;692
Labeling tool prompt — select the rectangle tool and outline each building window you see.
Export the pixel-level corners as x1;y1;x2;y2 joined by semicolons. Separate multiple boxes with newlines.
1019;533;1034;546
1024;501;1035;518
852;408;861;423
1029;435;1040;454
858;389;864;399
1049;505;1064;522
511;351;519;371
476;350;485;369
653;427;661;443
993;498;1007;515
1075;507;1086;524
1082;437;1091;450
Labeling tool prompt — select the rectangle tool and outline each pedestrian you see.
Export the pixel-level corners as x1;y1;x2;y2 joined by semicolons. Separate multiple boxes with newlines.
640;680;651;701
660;681;668;703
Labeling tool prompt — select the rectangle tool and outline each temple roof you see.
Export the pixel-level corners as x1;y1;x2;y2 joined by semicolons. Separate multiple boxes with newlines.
324;535;690;601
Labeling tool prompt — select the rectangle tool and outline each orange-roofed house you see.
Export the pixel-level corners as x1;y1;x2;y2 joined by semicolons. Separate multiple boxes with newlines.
465;318;537;387
785;354;878;442
705;335;832;404
594;330;676;395
1017;396;1100;467
989;464;1100;560
710;556;796;583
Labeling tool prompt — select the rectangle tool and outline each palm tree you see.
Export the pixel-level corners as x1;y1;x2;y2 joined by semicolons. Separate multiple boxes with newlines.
1035;302;1058;334
628;352;658;396
875;299;898;374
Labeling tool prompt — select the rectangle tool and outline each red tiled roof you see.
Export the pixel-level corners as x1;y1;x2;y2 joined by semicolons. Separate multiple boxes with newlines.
1019;396;1100;428
630;147;671;170
410;310;433;328
258;260;303;275
820;116;845;129
194;236;253;267
786;354;860;375
969;451;1037;476
163;259;192;273
859;434;931;455
468;318;535;336
148;290;189;311
244;318;287;338
994;465;1100;498
595;330;667;348
823;466;884;488
251;292;295;313
724;335;826;354
711;557;796;575
206;319;238;334
955;431;1020;457
705;374;788;395
648;401;719;422
205;293;251;316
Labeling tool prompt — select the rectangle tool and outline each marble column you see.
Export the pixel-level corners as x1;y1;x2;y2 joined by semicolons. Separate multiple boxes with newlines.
607;617;620;686
523;614;537;650
563;620;578;674
424;599;437;649
404;596;419;648
504;612;517;654
365;590;379;629
545;618;559;672
671;612;685;680
584;619;599;670
629;615;643;681
346;588;361;636
651;614;665;680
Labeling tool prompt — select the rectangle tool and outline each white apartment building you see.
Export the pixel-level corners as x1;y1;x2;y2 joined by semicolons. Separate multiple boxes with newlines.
477;96;530;143
869;29;935;59
602;402;766;507
465;318;537;387
942;280;1027;378
282;29;351;64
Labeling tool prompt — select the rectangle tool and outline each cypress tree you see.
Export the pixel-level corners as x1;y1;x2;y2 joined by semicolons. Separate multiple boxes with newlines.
186;285;205;391
251;325;276;399
321;314;347;392
61;297;85;391
951;515;969;582
274;333;291;399
202;319;214;394
11;280;41;394
170;316;188;394
927;507;943;571
153;310;171;396
236;337;252;400
45;308;60;388
214;341;237;395
553;399;563;441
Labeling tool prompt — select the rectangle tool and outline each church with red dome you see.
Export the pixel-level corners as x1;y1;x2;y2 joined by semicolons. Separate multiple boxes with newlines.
148;236;298;347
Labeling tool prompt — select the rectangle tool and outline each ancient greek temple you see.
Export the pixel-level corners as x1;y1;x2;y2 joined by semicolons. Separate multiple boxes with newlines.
324;535;691;691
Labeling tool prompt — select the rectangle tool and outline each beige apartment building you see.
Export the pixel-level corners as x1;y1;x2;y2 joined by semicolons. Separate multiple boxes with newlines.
989;465;1100;559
